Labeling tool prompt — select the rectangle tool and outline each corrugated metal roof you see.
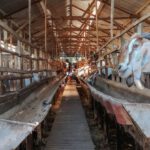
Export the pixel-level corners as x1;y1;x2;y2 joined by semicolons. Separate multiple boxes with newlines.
0;0;149;55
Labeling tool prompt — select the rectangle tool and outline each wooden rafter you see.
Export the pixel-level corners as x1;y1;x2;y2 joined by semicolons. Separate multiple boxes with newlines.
98;0;138;17
136;0;150;14
96;13;150;57
2;0;42;19
72;4;95;17
48;16;136;21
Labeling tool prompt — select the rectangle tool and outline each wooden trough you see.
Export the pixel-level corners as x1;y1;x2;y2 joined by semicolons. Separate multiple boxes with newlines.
0;76;64;150
84;76;150;150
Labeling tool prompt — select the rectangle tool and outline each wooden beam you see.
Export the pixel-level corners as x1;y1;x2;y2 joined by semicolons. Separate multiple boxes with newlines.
98;0;138;17
0;75;32;80
103;18;132;36
70;24;108;44
52;28;119;31
28;0;31;44
2;0;41;19
60;40;97;42
96;13;150;57
136;0;150;14
0;20;35;47
67;0;95;53
70;0;72;55
110;0;114;38
56;36;109;38
85;20;110;35
48;16;136;21
0;67;30;74
96;0;99;48
44;0;47;52
63;44;97;47
99;0;150;26
79;0;95;34
72;4;95;17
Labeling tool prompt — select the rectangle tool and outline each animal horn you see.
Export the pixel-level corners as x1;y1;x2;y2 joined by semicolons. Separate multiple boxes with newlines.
134;80;144;90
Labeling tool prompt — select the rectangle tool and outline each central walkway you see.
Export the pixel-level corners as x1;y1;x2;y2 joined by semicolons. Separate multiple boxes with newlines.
45;81;94;150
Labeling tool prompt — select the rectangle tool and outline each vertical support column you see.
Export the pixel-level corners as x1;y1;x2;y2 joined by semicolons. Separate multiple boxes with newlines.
26;134;33;150
28;0;31;44
95;0;99;51
51;20;54;59
10;34;13;68
110;0;114;38
44;0;47;53
70;0;72;57
44;0;48;75
89;37;91;65
28;0;32;84
3;29;9;91
100;60;102;75
137;23;143;35
4;30;8;50
39;47;42;71
17;40;21;70
55;42;57;59
85;45;87;59
0;27;4;94
20;32;24;89
105;56;108;79
37;50;39;71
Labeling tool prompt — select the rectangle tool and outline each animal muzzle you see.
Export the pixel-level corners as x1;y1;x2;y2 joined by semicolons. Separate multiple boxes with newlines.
118;63;129;73
126;76;134;87
118;64;122;70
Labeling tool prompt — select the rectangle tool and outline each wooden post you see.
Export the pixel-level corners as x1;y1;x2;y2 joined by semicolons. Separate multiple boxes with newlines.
0;27;4;94
105;56;108;79
100;60;102;75
96;13;150;58
137;23;143;34
70;0;72;57
37;49;39;71
55;42;57;59
28;0;32;84
45;0;47;53
95;0;99;50
44;0;48;72
26;134;33;150
52;20;54;59
19;31;24;89
3;30;8;49
110;0;114;38
28;0;31;44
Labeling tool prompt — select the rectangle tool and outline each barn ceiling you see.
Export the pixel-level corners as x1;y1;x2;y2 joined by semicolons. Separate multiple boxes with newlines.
0;0;149;57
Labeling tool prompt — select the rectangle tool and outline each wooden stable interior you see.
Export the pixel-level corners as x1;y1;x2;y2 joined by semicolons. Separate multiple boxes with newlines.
0;0;149;150
0;0;148;93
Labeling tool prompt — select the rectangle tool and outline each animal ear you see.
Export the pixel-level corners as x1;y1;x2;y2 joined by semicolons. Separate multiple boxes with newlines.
137;36;144;46
124;44;128;49
132;33;143;41
137;35;143;41
131;33;141;39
